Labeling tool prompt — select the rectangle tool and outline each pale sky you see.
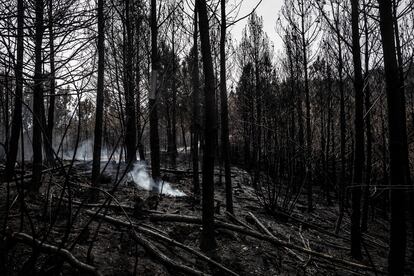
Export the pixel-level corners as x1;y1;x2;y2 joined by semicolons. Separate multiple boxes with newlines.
230;0;283;53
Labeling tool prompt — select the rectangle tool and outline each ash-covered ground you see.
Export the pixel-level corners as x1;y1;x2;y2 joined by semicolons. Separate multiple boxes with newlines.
0;156;413;276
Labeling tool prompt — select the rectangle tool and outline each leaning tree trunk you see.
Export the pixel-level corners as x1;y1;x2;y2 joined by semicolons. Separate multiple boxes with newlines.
32;0;45;189
92;0;105;187
378;0;409;274
350;0;364;260
4;0;24;181
220;0;233;214
197;0;217;253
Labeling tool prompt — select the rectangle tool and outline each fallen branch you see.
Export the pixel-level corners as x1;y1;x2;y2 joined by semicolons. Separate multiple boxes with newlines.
247;212;273;236
248;212;305;262
9;232;102;276
149;213;385;274
225;211;254;231
85;210;238;276
280;211;348;241
86;210;206;275
130;231;207;276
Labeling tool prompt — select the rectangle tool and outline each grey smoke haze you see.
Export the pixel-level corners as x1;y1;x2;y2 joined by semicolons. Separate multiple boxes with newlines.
64;139;123;162
128;161;186;197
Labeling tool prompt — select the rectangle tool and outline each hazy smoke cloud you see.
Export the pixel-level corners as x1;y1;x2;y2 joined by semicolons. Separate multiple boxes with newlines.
128;161;186;197
64;139;122;162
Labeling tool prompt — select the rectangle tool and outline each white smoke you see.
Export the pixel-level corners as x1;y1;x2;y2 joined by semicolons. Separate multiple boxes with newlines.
128;161;186;197
63;139;123;162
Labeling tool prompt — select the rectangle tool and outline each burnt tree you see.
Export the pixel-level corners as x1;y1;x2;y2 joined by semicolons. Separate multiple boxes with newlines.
220;0;233;214
150;0;161;182
350;0;364;260
197;0;217;253
92;0;105;186
4;0;24;180
378;0;409;274
32;0;45;188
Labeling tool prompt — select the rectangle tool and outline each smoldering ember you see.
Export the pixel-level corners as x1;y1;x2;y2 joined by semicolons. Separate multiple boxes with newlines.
0;0;414;275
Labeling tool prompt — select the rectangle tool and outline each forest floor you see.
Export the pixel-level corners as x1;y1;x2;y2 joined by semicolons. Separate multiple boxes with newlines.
1;156;413;276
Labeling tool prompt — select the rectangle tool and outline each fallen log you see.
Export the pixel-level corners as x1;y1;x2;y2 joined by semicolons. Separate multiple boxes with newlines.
130;231;207;276
149;213;385;274
85;210;238;276
247;212;273;237
248;212;305;263
225;211;254;231
85;206;205;275
279;211;348;241
9;232;102;276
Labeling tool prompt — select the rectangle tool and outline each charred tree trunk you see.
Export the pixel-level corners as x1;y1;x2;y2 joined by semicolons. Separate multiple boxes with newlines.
135;5;145;161
380;108;389;218
45;0;55;165
197;0;217;253
378;0;409;274
361;0;371;233
4;0;24;180
32;0;45;188
300;10;313;212
170;17;178;167
220;0;233;214
150;0;161;182
335;23;346;233
124;0;137;164
92;0;105;186
350;0;364;260
392;0;414;255
191;3;200;197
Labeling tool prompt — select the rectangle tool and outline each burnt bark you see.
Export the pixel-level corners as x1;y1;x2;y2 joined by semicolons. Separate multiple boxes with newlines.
350;0;364;260
124;0;137;164
92;0;105;186
197;0;217;252
32;0;45;188
191;2;200;197
4;0;24;180
220;0;233;214
361;0;372;233
300;3;313;212
150;0;161;182
45;0;56;165
378;0;409;274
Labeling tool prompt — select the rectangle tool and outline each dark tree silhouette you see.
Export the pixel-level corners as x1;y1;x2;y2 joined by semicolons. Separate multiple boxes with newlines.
191;1;201;198
150;0;161;182
124;0;137;164
197;0;217;253
350;0;364;260
32;0;45;188
4;0;24;180
220;0;233;214
378;0;410;274
92;0;105;186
